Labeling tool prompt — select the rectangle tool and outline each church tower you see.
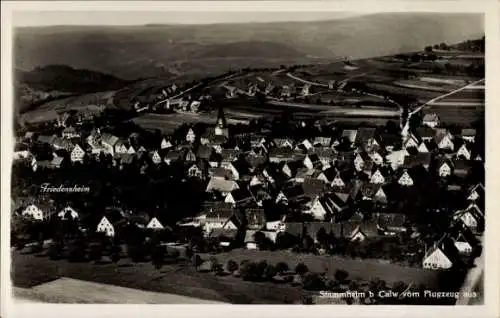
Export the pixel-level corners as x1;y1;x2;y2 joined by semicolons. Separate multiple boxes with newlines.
214;107;228;137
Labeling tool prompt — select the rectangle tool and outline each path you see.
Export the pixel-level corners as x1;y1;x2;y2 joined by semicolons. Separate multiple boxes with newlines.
401;78;485;138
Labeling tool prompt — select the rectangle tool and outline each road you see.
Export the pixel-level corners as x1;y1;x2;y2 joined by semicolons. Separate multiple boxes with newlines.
286;72;329;88
401;77;485;139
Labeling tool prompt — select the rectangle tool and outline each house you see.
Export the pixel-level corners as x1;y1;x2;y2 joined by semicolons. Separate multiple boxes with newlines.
341;129;357;145
302;178;329;200
127;145;136;155
147;217;164;230
205;177;240;195
397;170;414;186
461;129;476;143
244;230;278;249
467;183;484;202
376;213;407;235
96;216;116;237
249;175;265;187
160;138;173;149
369;150;385;166
403;134;420;150
296;138;314;151
435;131;454;151
370;168;387;184
184;148;197;162
282;161;303;179
303;154;322;170
275;184;305;205
188;163;204;179
164;150;184;165
372;185;389;205
13;143;31;160
101;133;120;156
316;167;337;184
331;170;353;188
438;159;453;177
114;141;128;155
422;113;440;128
246;208;266;230
269;148;296;163
273;138;295;149
312;148;336;168
186;128;196;143
355;127;377;151
35;156;65;170
456;143;471;160
360;183;380;201
313;137;332;147
422;235;460;270
196;145;213;161
416;127;436;142
151;151;162;164
222;160;249;181
353;152;371;171
203;203;244;234
22;203;52;221
62;127;80;139
452;159;471;178
52;137;74;152
70;144;86;163
306;196;335;221
58;206;79;220
376;133;401;152
451;226;478;256
417;142;429;153
224;188;253;206
453;204;484;234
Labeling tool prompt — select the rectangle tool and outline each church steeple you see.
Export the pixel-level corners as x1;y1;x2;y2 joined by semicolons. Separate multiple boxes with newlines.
216;106;227;128
215;107;228;137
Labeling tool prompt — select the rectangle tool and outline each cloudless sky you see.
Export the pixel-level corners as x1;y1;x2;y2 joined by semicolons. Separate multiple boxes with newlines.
13;11;369;27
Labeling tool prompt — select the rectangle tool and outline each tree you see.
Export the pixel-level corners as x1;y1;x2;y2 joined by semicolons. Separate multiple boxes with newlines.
151;245;165;270
302;272;325;291
193;254;203;270
295;263;309;276
424;46;433;53
334;269;349;283
110;244;121;263
275;261;289;274
316;227;328;247
240;261;259;281
89;243;103;263
263;264;277;281
227;260;239;273
48;242;63;260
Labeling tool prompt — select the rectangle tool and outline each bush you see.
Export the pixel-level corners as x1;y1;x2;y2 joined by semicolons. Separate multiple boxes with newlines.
295;262;309;276
227;260;239;273
275;261;289;274
193;254;203;268
334;269;349;283
263;264;277;281
302;273;325;291
240;261;260;281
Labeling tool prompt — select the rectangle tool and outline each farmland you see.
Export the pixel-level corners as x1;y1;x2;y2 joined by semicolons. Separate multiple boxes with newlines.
11;250;305;304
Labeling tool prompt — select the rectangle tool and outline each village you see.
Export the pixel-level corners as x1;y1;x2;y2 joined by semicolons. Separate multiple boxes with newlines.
11;76;485;303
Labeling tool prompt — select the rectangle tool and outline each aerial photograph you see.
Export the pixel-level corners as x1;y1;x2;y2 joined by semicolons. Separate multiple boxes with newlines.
10;10;485;305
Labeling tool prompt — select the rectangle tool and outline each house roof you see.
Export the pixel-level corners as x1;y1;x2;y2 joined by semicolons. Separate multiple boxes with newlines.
204;202;235;219
377;213;407;229
246;208;266;227
196;145;213;159
355;128;376;146
416;127;436;139
341;129;358;143
101;133;119;147
37;135;56;144
165;150;184;161
221;149;242;162
424;234;461;265
423;113;439;122
245;154;267;168
209;228;239;239
461;129;477;137
206;177;239;193
313;137;332;147
403;153;431;169
302;178;329;198
281;184;305;200
269;148;295;158
228;187;253;203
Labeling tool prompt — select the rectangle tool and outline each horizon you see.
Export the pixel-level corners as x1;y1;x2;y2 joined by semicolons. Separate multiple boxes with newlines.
13;11;372;27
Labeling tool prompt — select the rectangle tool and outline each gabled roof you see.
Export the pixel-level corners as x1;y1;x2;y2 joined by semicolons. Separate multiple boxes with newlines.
461;128;477;137
227;187;253;203
206;177;240;193
101;133;119;147
377;213;407;229
302;178;329;198
280;184;305;200
424;234;461;265
37;134;56;144
423;113;439;122
313;137;332;147
221;149;242;162
403;153;431;169
341;129;358;143
204;202;235;219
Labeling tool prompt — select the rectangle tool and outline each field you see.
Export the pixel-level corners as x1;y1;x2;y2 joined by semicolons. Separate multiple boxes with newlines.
11;250;307;304
203;249;451;289
14;278;223;304
20;91;115;123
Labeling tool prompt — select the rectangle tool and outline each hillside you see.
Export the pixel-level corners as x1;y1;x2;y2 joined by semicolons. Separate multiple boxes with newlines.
14;13;483;80
15;65;129;113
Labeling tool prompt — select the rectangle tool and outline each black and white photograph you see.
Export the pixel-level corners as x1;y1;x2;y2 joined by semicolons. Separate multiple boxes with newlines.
1;1;497;316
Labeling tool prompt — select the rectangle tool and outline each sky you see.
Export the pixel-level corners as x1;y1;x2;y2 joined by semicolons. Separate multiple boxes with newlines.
13;11;369;27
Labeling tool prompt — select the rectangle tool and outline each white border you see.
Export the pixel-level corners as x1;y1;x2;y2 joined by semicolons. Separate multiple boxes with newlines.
1;1;499;318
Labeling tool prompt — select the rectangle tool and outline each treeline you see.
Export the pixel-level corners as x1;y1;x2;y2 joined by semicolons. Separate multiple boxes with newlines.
17;65;130;94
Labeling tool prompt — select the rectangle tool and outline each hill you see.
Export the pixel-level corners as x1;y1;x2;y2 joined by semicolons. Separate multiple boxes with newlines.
15;65;129;113
14;13;483;80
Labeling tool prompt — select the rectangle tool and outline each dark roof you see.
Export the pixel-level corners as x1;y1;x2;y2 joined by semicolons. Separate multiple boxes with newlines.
403;153;431;169
377;213;407;229
196;145;213;159
281;184;305;200
228;187;253;203
355;128;376;146
302;178;329;198
204;202;235;219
